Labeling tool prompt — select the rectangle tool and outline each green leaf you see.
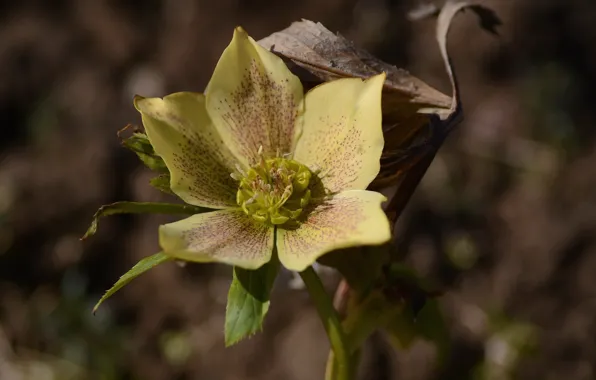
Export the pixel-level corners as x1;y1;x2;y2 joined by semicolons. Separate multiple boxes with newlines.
150;174;174;195
93;252;172;314
119;128;174;194
82;201;210;240
120;131;168;173
225;254;279;346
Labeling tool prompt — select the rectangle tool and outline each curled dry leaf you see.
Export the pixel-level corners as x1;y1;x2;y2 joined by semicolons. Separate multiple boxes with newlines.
258;19;451;195
258;1;501;222
284;5;502;366
268;1;501;327
383;0;501;222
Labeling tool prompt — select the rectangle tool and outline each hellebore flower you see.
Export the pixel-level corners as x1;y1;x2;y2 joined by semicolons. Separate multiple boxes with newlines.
134;27;391;271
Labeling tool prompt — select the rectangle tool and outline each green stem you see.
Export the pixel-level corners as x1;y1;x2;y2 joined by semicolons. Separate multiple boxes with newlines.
300;267;352;380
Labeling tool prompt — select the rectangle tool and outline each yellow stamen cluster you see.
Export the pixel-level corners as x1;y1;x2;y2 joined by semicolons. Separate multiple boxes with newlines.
236;155;312;226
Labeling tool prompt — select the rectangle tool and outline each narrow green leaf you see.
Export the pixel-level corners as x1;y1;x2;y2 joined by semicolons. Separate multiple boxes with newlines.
121;132;168;173
93;252;172;314
225;254;279;346
82;201;210;240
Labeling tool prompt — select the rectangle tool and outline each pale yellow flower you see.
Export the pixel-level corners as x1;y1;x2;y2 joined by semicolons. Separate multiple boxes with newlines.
134;27;391;271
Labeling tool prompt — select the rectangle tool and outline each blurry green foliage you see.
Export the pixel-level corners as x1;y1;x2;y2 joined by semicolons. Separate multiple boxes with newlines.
472;312;538;380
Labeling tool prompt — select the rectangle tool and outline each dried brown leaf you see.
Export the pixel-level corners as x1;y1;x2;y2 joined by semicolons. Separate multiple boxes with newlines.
297;1;502;345
258;1;500;221
383;0;500;221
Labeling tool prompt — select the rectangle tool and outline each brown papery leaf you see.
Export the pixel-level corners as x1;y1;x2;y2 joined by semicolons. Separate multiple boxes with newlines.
259;1;500;223
383;0;501;223
301;2;500;348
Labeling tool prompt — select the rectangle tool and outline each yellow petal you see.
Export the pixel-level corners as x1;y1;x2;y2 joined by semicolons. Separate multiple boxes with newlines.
134;92;240;209
205;27;304;166
159;210;274;270
276;190;391;271
293;74;386;193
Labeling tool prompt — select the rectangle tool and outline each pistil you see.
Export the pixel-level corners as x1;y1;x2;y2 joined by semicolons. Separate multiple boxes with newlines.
235;155;313;226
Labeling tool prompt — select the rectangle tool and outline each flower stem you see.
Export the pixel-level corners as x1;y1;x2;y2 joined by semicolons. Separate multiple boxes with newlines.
300;267;352;380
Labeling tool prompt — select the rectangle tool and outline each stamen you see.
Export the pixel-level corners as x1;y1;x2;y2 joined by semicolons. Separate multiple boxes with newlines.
282;185;292;199
245;194;257;205
257;145;266;167
235;164;247;177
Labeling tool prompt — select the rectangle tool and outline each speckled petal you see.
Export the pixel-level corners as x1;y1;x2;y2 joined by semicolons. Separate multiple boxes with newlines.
159;211;274;270
293;74;386;193
205;27;304;166
276;190;391;271
135;92;240;209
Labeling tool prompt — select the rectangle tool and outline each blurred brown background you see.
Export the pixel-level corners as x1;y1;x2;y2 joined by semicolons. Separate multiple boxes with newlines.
1;0;596;379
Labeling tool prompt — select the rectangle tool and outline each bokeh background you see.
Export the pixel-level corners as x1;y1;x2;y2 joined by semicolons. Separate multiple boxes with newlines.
1;0;596;379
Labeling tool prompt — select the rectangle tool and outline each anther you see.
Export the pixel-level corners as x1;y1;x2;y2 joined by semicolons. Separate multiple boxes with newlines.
245;194;257;205
282;185;292;199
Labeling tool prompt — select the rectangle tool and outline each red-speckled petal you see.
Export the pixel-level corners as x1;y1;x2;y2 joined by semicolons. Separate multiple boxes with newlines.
134;92;240;209
293;74;385;193
205;27;304;166
159;211;274;270
276;190;391;271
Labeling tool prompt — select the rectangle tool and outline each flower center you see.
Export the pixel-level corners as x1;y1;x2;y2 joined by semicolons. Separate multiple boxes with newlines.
236;157;313;226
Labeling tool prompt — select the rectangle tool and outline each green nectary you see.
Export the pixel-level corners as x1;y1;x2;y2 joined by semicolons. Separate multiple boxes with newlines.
236;157;313;225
